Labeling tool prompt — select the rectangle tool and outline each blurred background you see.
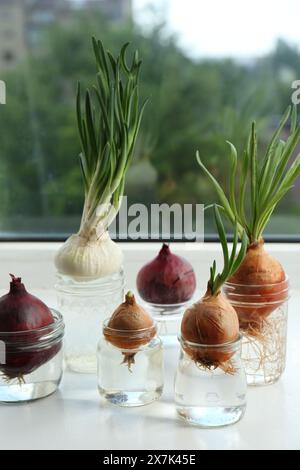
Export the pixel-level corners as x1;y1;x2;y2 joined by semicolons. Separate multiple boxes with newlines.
0;0;300;240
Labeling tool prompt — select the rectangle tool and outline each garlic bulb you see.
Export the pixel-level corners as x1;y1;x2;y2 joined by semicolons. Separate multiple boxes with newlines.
55;231;123;281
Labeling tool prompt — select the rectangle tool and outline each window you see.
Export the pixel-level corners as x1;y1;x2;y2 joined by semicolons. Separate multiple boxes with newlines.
0;0;299;240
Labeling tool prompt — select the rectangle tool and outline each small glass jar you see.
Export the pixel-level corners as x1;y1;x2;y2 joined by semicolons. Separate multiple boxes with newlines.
174;335;247;427
223;279;289;386
0;310;64;403
97;321;164;407
140;300;193;346
55;269;124;373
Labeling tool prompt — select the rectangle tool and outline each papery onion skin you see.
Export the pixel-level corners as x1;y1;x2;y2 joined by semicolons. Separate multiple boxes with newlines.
227;240;288;327
137;244;196;304
0;275;60;380
104;292;155;350
181;290;239;365
55;231;123;281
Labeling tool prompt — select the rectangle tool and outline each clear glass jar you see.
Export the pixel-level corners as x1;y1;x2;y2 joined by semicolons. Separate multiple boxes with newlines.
174;335;247;427
140;299;193;347
0;310;64;403
223;279;289;386
55;269;124;373
97;321;164;407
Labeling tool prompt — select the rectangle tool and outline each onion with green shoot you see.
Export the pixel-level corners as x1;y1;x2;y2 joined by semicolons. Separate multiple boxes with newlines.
55;38;147;280
196;106;300;330
181;206;247;371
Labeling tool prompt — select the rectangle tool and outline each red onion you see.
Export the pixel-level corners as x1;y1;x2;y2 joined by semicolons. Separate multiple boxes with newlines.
136;244;196;304
0;275;60;380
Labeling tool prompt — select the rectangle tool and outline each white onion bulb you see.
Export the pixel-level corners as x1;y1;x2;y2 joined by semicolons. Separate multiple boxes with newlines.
55;231;123;281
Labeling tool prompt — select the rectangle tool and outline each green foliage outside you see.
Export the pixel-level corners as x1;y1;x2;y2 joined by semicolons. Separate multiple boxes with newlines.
0;10;299;236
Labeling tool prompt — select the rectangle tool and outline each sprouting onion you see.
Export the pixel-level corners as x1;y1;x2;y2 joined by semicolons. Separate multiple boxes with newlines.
55;38;147;280
196;106;300;323
181;206;247;368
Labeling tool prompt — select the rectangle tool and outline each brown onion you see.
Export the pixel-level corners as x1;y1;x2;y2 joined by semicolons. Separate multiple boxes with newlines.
104;291;156;368
228;239;288;328
181;288;239;366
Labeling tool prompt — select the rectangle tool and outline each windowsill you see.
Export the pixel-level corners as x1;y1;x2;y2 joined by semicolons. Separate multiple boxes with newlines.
0;242;299;450
1;241;300;291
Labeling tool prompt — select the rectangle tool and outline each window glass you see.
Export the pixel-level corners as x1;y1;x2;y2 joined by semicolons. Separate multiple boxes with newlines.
0;0;299;240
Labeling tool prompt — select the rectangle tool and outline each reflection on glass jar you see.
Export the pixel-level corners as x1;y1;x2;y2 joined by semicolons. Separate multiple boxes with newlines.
223;279;289;386
140;299;193;346
97;321;164;407
55;270;124;373
174;335;247;427
0;310;64;403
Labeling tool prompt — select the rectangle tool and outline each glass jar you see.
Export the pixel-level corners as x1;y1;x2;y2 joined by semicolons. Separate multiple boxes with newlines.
174;335;247;427
140;299;193;347
97;321;164;407
0;310;64;403
55;269;124;373
223;279;289;386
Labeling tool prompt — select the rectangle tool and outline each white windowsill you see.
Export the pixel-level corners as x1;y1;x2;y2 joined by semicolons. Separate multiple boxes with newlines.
0;241;300;292
0;242;299;450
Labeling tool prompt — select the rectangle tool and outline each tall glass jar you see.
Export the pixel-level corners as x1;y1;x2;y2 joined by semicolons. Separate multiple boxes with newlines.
0;309;64;403
223;279;289;386
97;321;164;407
55;270;124;373
174;335;247;427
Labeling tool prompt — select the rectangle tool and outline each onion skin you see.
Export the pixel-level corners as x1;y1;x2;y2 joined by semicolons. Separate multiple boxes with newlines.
181;290;239;365
104;292;155;350
227;240;288;327
137;244;196;304
0;275;60;380
55;232;123;281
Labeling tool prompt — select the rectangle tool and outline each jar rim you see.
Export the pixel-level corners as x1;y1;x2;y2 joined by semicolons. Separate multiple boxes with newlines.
103;318;157;337
179;333;242;350
0;309;64;337
224;276;289;289
55;269;125;291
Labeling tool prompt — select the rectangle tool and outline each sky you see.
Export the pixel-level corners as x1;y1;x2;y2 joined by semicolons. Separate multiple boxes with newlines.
132;0;300;58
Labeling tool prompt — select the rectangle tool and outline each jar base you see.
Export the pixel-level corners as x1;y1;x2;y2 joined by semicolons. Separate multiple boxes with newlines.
99;387;163;407
246;373;282;387
56;270;125;374
176;405;246;428
65;354;97;374
241;310;287;387
0;378;61;403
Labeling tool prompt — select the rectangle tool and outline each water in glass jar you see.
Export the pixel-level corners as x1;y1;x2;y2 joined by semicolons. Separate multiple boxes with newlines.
174;353;247;427
98;338;163;407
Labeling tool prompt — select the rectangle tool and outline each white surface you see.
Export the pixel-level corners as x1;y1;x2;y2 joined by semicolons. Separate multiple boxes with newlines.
1;242;300;290
0;290;300;450
0;243;300;450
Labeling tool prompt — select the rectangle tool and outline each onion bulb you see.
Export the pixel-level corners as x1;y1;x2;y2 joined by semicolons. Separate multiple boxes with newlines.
104;291;156;368
180;206;247;369
227;240;288;327
181;289;239;366
136;243;196;304
0;275;60;381
55;231;123;281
